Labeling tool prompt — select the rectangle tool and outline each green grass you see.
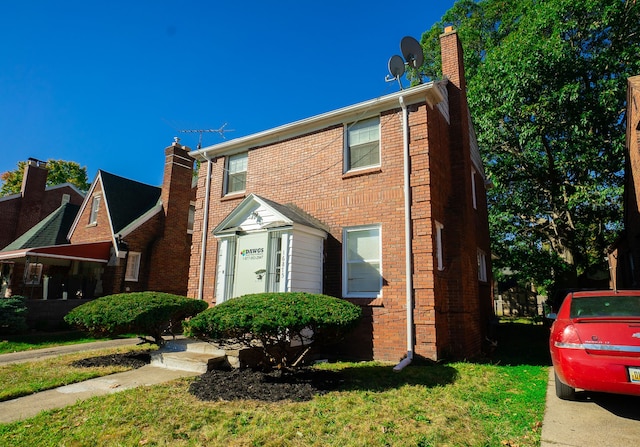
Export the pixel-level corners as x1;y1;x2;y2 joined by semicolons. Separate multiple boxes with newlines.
0;344;153;401
0;322;552;446
0;331;111;354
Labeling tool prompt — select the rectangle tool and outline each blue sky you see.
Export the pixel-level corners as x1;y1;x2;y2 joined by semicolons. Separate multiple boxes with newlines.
1;1;456;187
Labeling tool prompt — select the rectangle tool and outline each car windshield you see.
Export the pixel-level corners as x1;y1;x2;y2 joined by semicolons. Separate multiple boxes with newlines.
570;295;640;318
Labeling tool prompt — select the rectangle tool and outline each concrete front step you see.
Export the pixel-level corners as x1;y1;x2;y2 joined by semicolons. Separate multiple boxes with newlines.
151;337;262;372
150;350;226;373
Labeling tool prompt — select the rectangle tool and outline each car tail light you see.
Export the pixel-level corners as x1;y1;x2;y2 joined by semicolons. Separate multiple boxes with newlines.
554;323;583;349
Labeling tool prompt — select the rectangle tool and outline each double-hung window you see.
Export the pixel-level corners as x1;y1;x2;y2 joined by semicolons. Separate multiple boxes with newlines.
345;116;380;171
343;225;382;297
225;152;248;194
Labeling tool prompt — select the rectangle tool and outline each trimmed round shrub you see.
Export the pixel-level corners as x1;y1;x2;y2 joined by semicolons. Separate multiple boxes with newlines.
0;295;28;334
185;292;362;369
64;292;209;345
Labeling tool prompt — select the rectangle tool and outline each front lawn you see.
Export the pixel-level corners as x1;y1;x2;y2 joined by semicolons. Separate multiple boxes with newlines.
0;321;551;446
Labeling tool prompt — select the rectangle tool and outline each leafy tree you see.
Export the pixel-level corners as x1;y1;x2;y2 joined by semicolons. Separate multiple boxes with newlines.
185;292;362;370
0;159;91;196
64;292;209;345
421;0;640;290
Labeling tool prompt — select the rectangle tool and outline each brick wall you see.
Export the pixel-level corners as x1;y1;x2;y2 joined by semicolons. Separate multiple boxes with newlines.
146;143;194;295
0;161;84;249
188;29;493;362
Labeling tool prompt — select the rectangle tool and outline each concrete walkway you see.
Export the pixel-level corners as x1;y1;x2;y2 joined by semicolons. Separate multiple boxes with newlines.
540;369;640;447
0;338;200;424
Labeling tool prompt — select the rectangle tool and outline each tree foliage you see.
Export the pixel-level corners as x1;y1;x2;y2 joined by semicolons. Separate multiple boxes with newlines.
185;292;362;370
0;295;28;335
422;0;640;290
64;292;209;345
0;159;91;196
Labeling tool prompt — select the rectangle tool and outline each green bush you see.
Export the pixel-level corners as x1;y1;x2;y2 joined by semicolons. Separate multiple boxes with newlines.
0;295;28;334
64;292;208;345
185;292;362;369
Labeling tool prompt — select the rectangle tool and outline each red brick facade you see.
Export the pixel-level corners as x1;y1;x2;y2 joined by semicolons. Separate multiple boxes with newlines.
0;159;84;249
188;29;493;362
609;75;640;287
68;142;195;296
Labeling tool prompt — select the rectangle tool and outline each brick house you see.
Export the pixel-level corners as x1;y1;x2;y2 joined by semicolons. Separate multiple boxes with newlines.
0;158;85;297
608;75;640;288
187;28;493;363
0;141;195;310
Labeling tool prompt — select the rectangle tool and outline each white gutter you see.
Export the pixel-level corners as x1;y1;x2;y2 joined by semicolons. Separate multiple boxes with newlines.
394;95;414;372
197;157;213;300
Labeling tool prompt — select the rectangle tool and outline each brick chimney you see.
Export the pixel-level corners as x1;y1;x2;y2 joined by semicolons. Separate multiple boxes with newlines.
147;139;195;295
16;158;48;238
439;26;467;93
438;27;482;358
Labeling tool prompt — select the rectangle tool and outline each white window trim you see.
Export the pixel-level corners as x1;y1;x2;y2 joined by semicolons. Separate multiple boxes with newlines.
89;195;101;225
471;167;477;210
224;152;248;195
125;252;141;282
477;249;488;282
344;116;381;173
435;221;444;271
187;201;196;235
342;224;382;298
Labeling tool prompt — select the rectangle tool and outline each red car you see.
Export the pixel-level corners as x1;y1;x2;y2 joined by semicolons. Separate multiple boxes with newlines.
549;289;640;400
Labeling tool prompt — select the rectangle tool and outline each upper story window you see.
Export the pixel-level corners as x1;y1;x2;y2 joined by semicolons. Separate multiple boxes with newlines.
88;195;101;225
343;225;382;298
471;167;478;210
477;249;488;282
187;202;196;234
225;152;248;195
345;116;380;172
435;221;445;271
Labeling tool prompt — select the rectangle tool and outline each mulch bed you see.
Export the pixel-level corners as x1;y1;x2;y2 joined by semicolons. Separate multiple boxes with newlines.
70;351;152;369
71;351;344;402
188;367;345;402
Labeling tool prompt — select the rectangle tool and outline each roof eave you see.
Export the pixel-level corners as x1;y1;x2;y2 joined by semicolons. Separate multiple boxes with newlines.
190;81;446;160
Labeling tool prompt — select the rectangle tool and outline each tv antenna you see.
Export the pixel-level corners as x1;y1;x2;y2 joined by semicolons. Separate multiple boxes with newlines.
179;123;234;149
385;36;425;89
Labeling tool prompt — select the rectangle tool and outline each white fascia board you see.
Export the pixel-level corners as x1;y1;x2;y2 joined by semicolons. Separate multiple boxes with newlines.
190;81;445;161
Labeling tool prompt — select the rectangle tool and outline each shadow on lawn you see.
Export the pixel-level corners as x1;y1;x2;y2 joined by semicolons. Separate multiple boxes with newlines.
337;362;459;392
490;320;552;366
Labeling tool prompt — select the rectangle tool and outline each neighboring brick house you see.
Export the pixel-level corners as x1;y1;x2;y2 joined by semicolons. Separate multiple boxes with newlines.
187;28;493;363
0;141;196;306
608;75;640;288
0;158;85;250
0;158;85;298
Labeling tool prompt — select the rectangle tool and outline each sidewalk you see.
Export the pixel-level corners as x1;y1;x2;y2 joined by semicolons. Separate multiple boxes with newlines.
0;338;200;424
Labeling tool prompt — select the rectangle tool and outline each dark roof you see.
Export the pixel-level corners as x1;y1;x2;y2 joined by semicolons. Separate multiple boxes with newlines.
2;203;80;251
99;171;162;234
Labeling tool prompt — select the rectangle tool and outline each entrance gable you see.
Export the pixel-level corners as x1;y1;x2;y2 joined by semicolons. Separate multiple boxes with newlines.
213;194;327;237
212;194;328;303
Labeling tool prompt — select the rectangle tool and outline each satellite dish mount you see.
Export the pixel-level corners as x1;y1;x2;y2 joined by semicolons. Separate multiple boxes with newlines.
385;36;426;90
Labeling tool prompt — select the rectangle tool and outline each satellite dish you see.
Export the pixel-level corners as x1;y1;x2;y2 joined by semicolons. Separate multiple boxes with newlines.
400;36;424;69
388;55;406;79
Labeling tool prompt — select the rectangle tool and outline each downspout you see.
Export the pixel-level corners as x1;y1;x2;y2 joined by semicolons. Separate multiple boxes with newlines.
394;95;414;372
197;157;213;300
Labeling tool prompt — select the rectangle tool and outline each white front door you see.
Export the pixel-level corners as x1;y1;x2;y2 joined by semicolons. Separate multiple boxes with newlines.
233;232;269;297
